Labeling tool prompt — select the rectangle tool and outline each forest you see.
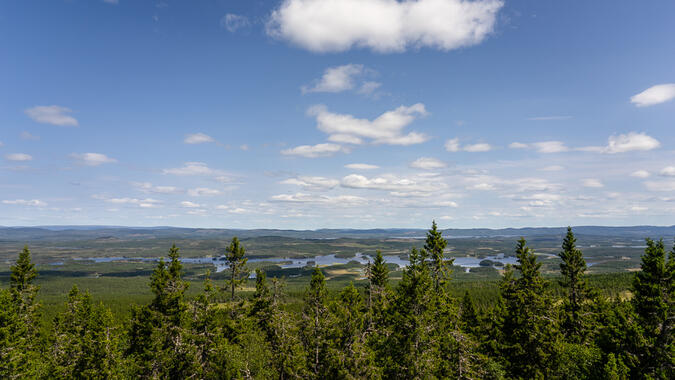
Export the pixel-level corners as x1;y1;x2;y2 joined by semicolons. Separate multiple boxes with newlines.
1;223;673;379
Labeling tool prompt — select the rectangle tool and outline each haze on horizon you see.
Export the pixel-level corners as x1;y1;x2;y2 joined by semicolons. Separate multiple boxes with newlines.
1;0;674;230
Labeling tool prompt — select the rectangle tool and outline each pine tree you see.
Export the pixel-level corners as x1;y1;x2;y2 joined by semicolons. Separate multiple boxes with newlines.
424;220;452;292
225;237;249;301
301;267;331;379
559;227;594;343
365;250;389;331
499;238;557;379
631;238;674;378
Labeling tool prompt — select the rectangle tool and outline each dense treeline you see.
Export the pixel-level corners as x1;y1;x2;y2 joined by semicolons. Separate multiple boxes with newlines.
1;223;673;379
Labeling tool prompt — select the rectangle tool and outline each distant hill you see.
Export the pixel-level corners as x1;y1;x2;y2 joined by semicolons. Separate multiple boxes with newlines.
0;225;673;242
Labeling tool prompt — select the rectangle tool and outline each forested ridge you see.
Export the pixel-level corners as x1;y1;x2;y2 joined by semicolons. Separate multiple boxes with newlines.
1;223;673;379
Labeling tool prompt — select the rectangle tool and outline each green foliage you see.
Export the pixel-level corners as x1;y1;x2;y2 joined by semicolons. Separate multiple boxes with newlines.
0;231;673;379
225;237;249;301
558;227;596;343
499;238;558;379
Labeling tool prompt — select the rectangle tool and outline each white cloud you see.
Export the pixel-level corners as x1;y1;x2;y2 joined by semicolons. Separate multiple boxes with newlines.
463;143;492;152
280;176;339;190
268;0;504;53
532;141;568;153
644;180;675;192
445;138;460;152
221;14;250;32
358;81;382;95
303;64;364;93
309;103;428;146
134;182;182;194
582;179;604;188
630;170;650;178
605;132;660;153
271;192;367;205
184;133;215;144
281;143;344;158
445;138;491;152
539;165;564;172
508;142;528;149
341;173;445;193
345;163;379;170
25;105;78;126
70;153;117;166
2;199;47;207
104;197;161;208
5;153;32;161
409;157;446;170
630;83;675;107
164;162;221;176
20;131;39;140
660;166;675;177
188;187;222;196
181;201;201;208
240;144;249;151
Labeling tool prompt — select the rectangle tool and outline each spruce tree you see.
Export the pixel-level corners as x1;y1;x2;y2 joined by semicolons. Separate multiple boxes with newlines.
301;267;330;379
631;238;674;378
423;220;451;292
559;227;594;343
49;286;121;379
499;238;557;379
225;237;249;301
365;250;389;331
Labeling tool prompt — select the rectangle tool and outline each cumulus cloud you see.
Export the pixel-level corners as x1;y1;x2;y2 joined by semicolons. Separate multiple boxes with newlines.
508;142;528;149
445;138;491;152
644;180;675;192
281;143;344;158
581;132;660;154
184;133;215;144
463;143;492;152
134;182;182;194
70;153;117;166
630;83;675;107
25;105;78;126
341;173;445;194
630;170;650;178
310;103;428;146
5;153;32;161
358;81;382;95
20;131;39;140
532;141;568;153
660;166;675;177
164;162;221;176
303;64;365;93
268;0;504;53
104;197;161;208
181;201;201;208
409;157;446;170
345;163;379;170
582;179;604;188
280;176;339;190
221;14;250;32
188;187;222;196
539;165;564;172
271;192;366;205
2;199;47;207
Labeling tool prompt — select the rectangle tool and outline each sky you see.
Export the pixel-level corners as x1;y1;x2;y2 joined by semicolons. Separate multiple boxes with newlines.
1;0;674;229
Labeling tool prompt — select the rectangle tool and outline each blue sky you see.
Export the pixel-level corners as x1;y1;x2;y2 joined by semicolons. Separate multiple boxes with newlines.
1;0;674;229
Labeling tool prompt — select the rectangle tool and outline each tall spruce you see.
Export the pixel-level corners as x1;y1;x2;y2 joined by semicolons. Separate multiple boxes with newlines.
424;220;452;292
631;238;674;378
301;267;331;379
225;237;249;301
366;250;389;330
499;238;557;379
559;226;594;342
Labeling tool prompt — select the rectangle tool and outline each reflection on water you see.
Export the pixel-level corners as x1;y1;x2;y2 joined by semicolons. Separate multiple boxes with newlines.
74;252;518;273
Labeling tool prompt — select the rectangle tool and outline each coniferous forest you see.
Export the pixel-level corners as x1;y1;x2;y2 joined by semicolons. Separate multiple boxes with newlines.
1;224;673;379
